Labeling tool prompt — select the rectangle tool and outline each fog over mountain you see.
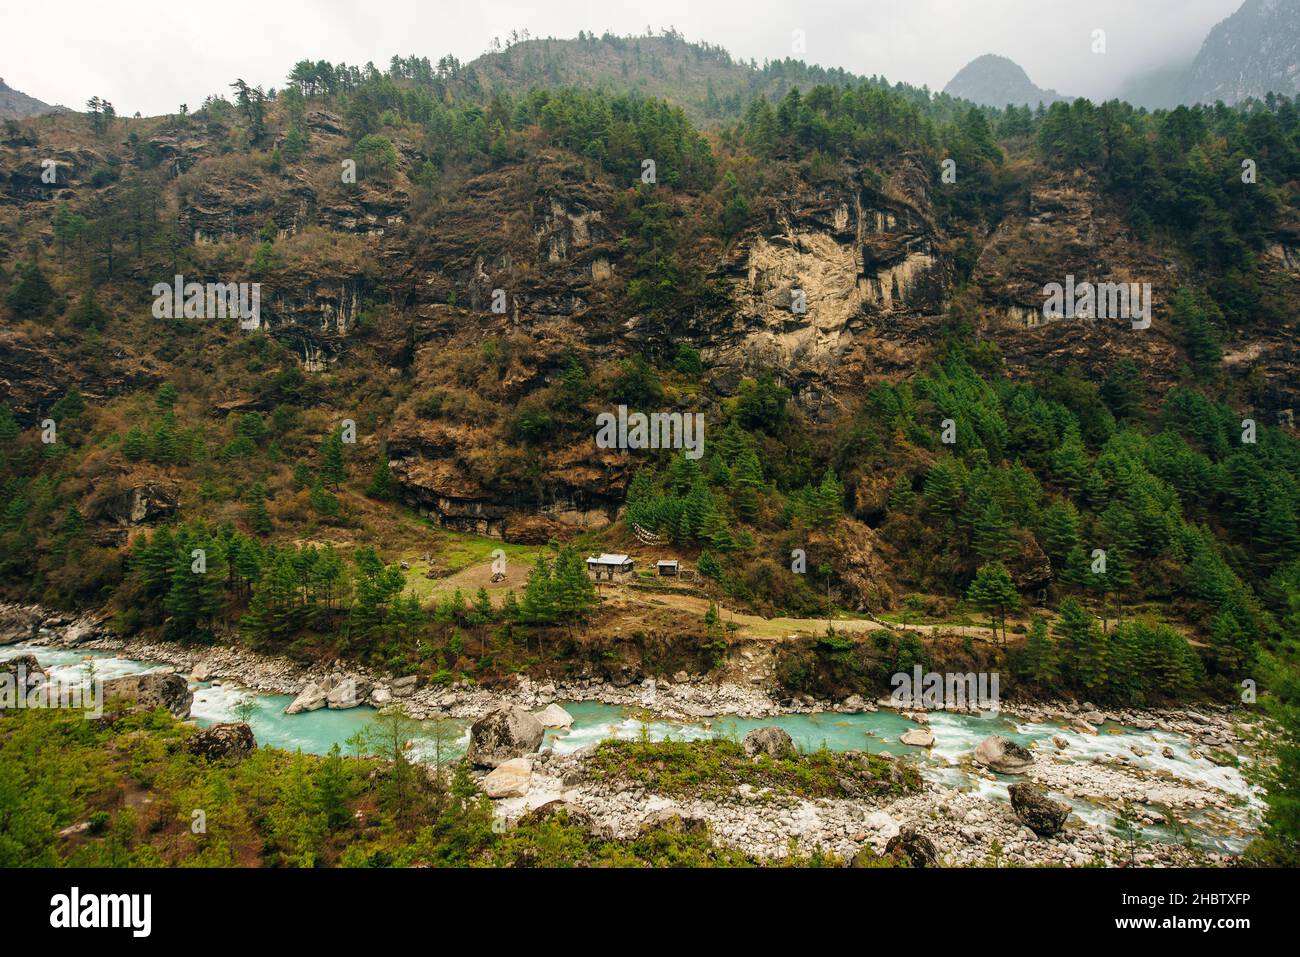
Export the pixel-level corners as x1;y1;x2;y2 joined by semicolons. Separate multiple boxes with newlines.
0;0;1246;118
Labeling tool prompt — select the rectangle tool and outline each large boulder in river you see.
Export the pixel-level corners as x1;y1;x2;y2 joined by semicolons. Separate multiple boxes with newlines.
326;678;367;709
285;681;327;715
900;728;935;748
1008;782;1071;837
186;723;257;763
885;828;940;867
102;672;193;718
466;707;544;768
973;735;1035;774
743;726;796;759
533;703;574;729
480;758;533;798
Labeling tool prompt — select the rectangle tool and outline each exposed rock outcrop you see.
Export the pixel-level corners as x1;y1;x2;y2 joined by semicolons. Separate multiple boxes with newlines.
973;735;1035;774
186;723;257;763
742;726;796;759
1008;782;1071;837
481;757;533;798
101;672;193;718
885;827;940;867
466;707;545;768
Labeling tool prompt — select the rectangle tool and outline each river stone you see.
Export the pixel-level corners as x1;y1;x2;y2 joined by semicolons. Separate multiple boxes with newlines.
864;811;900;839
390;675;418;697
885;828;939;867
467;707;545;768
1070;716;1098;735
191;661;212;682
743;726;796;759
973;735;1035;773
481;758;532;798
186;723;256;763
102;672;193;718
327;678;369;709
1052;735;1069;750
519;800;592;828
286;681;327;715
1008;782;1071;837
640;810;708;835
900;728;935;748
533;703;574;729
370;687;392;707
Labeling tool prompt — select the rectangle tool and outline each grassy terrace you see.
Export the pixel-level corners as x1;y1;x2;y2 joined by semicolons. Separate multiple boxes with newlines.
584;737;921;801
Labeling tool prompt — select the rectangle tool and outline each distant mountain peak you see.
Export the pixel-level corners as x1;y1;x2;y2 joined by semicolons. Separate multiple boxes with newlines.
943;54;1070;108
1184;0;1300;104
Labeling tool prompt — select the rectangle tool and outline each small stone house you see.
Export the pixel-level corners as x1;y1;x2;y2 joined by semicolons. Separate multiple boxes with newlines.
586;553;634;582
656;560;679;577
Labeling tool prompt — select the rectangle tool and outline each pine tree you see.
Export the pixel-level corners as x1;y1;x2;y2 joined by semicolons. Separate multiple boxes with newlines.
923;457;964;519
811;469;844;530
4;262;55;317
150;415;178;465
1039;500;1079;564
366;449;395;500
122;426;147;462
551;547;598;636
521;555;557;624
1018;617;1059;688
501;589;521;623
1051;433;1088;495
246;496;272;536
0;404;18;443
69;290;107;330
966;562;1020;644
972;500;1016;563
733;447;763;521
1100;359;1143;420
154;383;178;413
1055;597;1108;694
319;427;346;489
698;551;722;581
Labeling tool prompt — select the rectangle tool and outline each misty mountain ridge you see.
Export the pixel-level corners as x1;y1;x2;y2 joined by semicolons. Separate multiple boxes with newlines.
1183;0;1300;104
942;54;1070;108
0;77;66;122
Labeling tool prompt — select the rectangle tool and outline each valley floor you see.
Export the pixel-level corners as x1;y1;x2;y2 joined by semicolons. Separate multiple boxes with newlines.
1;602;1265;868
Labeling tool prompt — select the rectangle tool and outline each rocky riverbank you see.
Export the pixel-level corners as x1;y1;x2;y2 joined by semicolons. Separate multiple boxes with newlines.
483;741;1234;866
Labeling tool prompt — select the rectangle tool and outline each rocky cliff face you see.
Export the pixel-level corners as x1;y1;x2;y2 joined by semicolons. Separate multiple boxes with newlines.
1185;0;1300;104
1;88;1297;540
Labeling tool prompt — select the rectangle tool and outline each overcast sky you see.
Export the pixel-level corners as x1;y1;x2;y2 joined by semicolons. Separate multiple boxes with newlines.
1;0;1245;116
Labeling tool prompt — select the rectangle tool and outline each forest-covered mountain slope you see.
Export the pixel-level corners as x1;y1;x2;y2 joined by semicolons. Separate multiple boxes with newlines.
1;33;1299;781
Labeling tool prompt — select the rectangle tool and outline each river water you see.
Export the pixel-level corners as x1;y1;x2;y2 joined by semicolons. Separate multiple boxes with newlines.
2;642;1262;853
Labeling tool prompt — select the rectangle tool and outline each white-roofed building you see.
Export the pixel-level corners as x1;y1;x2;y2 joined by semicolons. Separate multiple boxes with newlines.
586;553;634;581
